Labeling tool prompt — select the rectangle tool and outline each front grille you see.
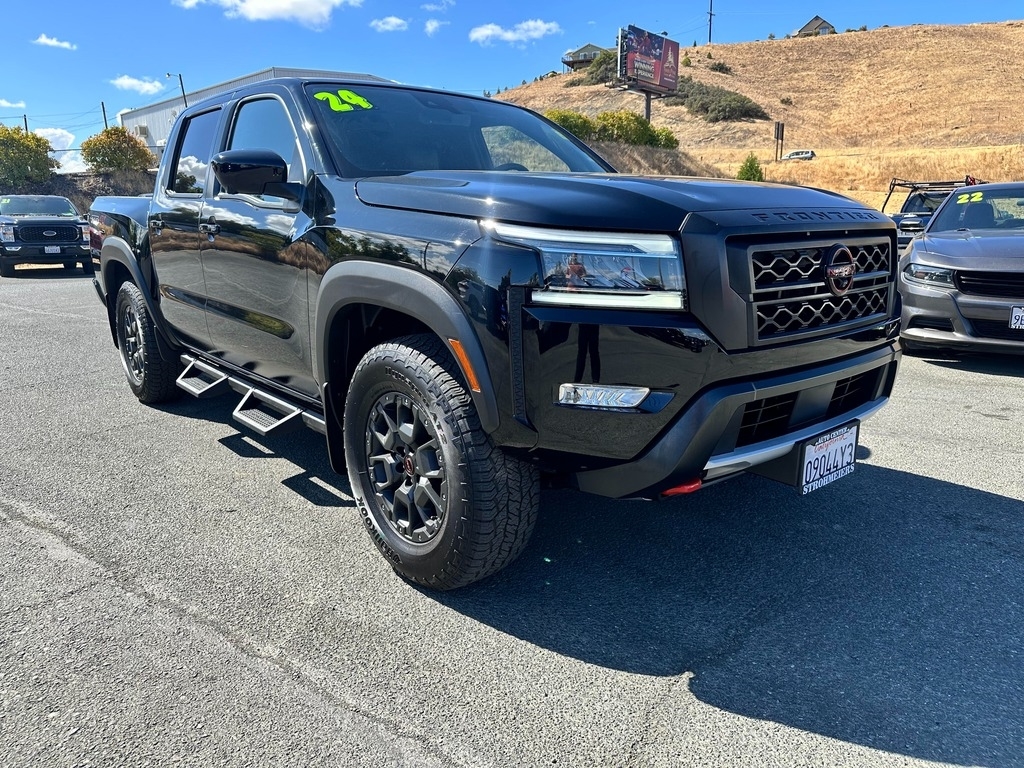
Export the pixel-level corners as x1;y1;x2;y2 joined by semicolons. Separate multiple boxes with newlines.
17;225;82;244
826;370;880;419
735;370;880;449
970;319;1024;342
748;241;893;343
737;393;797;447
955;271;1024;299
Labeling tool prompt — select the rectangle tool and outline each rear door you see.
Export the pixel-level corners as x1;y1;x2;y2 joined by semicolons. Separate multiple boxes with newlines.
150;107;222;348
199;92;318;397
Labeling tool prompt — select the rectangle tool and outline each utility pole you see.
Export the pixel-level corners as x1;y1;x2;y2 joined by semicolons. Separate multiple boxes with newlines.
101;101;108;130
167;73;188;107
708;0;714;45
23;114;28;132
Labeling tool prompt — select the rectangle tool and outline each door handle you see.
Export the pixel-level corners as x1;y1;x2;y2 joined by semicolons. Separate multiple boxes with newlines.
151;220;164;235
199;222;220;236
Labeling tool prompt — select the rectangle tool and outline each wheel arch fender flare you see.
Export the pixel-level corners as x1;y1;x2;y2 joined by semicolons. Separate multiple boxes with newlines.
314;261;500;434
99;236;178;361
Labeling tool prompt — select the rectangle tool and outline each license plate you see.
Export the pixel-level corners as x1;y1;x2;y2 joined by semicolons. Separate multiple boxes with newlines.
44;245;61;254
1011;306;1024;330
799;422;858;495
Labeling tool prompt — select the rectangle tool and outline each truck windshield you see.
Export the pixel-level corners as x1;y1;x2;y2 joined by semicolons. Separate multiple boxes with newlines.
0;196;78;216
305;83;611;177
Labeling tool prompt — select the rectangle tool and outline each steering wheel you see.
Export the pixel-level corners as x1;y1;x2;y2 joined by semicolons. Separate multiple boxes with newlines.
493;162;528;172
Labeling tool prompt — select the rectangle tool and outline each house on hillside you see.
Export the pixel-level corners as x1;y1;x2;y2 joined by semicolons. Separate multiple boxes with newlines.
795;16;835;37
562;44;611;72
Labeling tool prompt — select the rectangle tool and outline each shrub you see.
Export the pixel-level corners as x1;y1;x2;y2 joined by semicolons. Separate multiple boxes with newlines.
546;109;677;149
653;127;679;149
780;96;794;106
708;60;732;74
663;77;770;122
0;125;57;187
545;109;597;141
563;76;586;88
81;127;155;172
768;33;776;40
737;153;764;182
681;55;691;67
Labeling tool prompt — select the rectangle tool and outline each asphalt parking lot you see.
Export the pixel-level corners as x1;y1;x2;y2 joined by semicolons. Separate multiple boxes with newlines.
1;268;1022;767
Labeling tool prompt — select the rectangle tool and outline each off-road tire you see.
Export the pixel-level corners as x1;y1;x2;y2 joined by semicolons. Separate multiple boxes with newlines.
114;281;181;404
344;333;539;590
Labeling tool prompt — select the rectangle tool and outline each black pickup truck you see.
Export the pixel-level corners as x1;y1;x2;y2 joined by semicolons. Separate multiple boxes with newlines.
90;76;901;589
0;194;92;277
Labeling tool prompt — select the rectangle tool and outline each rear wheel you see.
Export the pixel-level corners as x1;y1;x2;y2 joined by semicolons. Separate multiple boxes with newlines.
344;334;539;590
114;282;180;403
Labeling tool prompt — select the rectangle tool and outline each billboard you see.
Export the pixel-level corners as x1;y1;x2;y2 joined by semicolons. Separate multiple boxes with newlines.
618;25;680;94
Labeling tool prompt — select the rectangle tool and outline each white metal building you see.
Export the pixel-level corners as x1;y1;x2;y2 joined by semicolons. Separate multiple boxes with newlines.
118;67;389;157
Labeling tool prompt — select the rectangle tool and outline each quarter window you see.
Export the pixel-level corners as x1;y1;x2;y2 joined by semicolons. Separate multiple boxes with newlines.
170;109;220;195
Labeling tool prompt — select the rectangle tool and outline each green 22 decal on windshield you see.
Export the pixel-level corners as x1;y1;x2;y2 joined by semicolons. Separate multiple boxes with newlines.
314;89;374;112
956;191;984;204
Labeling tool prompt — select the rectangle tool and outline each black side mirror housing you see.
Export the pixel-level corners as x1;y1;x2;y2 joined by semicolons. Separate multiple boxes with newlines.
211;149;301;201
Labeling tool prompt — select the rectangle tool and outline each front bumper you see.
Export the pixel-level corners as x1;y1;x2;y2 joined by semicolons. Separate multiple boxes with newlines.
900;276;1024;353
1;244;90;266
572;342;900;498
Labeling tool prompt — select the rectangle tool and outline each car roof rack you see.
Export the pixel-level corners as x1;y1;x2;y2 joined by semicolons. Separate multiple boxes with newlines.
881;175;985;212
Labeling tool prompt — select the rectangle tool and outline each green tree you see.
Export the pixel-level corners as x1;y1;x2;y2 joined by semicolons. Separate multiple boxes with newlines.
0;125;57;188
581;50;618;85
737;153;764;182
81;127;155;172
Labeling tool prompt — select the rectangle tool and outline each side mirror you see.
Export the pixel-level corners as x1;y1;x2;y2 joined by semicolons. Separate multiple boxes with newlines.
899;215;925;233
211;149;301;201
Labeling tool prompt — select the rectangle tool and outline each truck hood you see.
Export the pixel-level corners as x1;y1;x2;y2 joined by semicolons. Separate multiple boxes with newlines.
353;172;871;233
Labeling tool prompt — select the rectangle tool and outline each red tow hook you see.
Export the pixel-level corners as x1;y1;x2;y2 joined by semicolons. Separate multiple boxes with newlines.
661;478;703;497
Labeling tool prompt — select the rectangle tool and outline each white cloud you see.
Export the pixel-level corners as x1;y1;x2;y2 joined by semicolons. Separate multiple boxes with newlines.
0;98;27;108
469;19;561;46
370;16;408;32
173;0;362;29
111;76;165;96
424;19;448;36
35;128;85;175
35;128;75;150
33;33;77;50
421;0;454;10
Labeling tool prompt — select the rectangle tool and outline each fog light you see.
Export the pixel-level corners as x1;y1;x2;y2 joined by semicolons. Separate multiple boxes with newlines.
557;383;649;409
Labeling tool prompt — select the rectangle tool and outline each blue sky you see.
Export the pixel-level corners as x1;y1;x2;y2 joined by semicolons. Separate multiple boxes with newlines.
0;0;1016;172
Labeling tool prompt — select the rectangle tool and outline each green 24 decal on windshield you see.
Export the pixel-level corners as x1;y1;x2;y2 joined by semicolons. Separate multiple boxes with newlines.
956;191;984;204
314;89;374;112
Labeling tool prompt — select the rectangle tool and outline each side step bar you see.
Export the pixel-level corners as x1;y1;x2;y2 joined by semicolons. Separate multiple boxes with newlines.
175;354;326;437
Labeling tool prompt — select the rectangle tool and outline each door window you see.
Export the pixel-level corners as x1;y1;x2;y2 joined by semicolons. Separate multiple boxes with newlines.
226;98;302;205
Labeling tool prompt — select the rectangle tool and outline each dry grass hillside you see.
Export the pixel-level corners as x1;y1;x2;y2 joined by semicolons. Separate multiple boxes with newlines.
498;21;1024;209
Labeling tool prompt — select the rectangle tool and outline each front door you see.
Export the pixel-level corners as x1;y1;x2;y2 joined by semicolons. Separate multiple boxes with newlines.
199;95;317;397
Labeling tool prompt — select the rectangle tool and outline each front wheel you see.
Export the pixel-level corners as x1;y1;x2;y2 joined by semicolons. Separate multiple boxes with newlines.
344;334;539;590
114;282;180;403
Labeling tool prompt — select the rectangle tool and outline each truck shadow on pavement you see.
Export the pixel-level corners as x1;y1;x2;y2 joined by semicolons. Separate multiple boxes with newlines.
435;466;1024;766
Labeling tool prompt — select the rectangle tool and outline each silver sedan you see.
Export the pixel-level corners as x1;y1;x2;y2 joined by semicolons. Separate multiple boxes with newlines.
899;182;1024;353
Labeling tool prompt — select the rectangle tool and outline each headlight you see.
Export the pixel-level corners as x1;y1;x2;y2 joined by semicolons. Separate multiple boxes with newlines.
903;263;954;286
0;224;13;243
80;224;90;243
485;222;686;310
